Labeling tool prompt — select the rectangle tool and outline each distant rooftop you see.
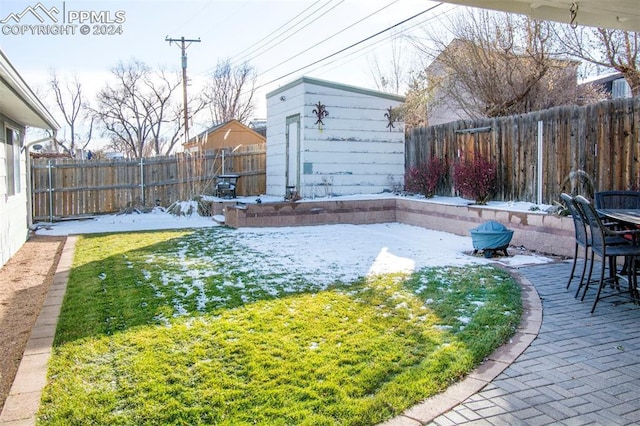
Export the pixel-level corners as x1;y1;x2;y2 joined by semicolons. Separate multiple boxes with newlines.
580;71;624;85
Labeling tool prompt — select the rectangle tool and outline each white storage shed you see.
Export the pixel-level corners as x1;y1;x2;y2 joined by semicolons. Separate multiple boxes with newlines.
265;76;405;198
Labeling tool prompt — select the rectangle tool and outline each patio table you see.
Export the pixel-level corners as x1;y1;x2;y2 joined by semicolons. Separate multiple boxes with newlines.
598;209;640;228
597;208;640;299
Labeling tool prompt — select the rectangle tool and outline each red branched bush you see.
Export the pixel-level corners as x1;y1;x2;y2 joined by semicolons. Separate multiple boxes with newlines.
405;157;446;198
453;155;497;204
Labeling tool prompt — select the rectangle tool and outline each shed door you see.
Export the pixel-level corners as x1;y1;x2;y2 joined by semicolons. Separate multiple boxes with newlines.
285;114;301;190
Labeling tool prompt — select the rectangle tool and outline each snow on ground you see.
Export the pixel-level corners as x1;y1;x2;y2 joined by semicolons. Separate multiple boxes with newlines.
34;195;556;276
35;206;216;235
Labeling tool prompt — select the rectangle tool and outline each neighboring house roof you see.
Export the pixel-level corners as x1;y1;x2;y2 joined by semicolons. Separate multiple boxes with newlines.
266;76;405;103
580;72;631;99
192;121;226;141
581;71;625;86
188;119;265;143
0;48;59;130
248;119;266;129
429;38;581;69
184;119;265;150
426;39;580;124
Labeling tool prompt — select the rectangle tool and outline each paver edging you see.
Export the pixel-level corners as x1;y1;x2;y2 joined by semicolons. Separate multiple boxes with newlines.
379;267;542;425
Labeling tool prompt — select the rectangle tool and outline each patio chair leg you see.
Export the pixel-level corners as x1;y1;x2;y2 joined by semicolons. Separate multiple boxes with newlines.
630;256;639;303
590;260;607;314
579;250;596;300
609;256;620;290
566;243;579;289
576;246;590;293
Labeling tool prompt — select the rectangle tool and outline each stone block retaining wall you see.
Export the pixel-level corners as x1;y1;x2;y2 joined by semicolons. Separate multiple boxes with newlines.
224;198;575;258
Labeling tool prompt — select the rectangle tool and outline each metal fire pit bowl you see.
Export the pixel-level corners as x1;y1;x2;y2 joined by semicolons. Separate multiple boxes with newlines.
470;220;514;258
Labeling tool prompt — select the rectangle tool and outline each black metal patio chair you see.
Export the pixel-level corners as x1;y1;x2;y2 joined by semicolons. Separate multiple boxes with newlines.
561;193;590;294
562;193;629;298
575;195;640;313
595;190;640;210
595;190;640;270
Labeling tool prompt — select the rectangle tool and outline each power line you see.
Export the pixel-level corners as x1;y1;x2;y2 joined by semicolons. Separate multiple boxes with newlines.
229;1;326;63
258;0;402;77
230;0;342;67
254;2;444;91
309;4;457;79
289;2;457;81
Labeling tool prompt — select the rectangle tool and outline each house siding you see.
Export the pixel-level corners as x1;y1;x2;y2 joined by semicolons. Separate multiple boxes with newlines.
0;115;28;267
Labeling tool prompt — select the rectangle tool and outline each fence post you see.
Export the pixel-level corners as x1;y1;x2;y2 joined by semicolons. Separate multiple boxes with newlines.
537;120;543;205
47;159;53;222
140;157;145;206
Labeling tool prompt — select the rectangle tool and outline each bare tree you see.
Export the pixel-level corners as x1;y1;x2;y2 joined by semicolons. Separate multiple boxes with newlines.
369;35;407;95
398;69;440;127
556;27;640;96
49;72;93;157
146;71;208;155
412;10;582;120
204;59;257;124
94;60;201;158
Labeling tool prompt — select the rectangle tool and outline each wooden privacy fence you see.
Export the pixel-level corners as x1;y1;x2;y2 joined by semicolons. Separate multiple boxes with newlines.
31;144;266;221
406;97;640;204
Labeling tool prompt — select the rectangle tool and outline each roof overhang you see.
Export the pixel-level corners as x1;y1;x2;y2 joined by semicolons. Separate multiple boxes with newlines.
0;49;59;131
438;0;640;32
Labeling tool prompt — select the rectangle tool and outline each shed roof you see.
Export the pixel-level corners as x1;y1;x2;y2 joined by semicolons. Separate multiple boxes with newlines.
266;76;405;103
0;48;59;131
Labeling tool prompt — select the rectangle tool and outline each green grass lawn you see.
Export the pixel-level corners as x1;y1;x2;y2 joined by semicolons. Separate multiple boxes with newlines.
38;227;521;425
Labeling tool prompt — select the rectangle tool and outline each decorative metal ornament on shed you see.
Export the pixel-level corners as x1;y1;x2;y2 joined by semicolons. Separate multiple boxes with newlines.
385;106;396;130
312;101;328;130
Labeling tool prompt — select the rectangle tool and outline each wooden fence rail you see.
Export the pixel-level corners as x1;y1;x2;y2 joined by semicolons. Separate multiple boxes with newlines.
32;97;640;220
32;145;266;221
406;97;640;204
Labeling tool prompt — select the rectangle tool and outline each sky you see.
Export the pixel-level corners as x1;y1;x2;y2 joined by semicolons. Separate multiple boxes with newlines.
34;195;555;278
0;0;458;149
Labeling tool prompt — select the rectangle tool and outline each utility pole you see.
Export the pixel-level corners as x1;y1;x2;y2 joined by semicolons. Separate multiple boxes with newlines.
165;36;201;144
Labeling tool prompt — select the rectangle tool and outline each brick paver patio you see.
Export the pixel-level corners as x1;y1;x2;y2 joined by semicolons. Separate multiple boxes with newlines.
428;261;640;425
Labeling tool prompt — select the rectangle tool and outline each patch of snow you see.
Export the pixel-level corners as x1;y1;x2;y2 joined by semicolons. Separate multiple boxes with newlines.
34;194;556;285
458;316;472;325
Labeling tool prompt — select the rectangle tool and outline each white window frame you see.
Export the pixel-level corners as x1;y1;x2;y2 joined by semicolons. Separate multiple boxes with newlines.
4;125;21;196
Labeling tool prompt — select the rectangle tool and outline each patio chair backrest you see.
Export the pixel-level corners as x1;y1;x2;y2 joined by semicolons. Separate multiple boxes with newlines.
561;193;589;248
575;195;607;256
594;190;640;209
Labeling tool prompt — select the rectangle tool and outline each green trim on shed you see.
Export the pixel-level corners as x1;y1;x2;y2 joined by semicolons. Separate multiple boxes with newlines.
267;76;405;102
